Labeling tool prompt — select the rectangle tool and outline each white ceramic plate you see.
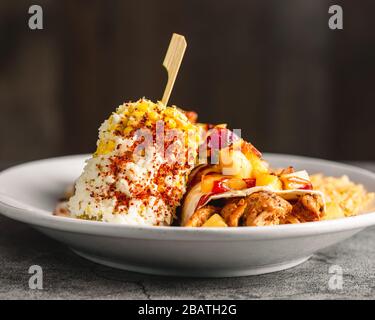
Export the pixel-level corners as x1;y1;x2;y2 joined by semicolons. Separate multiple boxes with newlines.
0;154;375;277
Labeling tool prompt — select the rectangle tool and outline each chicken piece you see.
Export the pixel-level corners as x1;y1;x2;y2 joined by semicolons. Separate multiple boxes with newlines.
244;191;293;226
220;191;293;227
184;205;219;227
221;198;247;227
280;215;301;224
290;194;324;222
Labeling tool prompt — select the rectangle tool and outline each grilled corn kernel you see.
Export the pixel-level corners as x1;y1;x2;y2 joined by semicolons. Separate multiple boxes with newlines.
123;127;133;135
133;110;145;119
95;139;115;156
164;108;176;118
105;100;201;156
127;118;139;127
166;118;177;129
148;111;160;121
127;105;135;113
137;102;149;112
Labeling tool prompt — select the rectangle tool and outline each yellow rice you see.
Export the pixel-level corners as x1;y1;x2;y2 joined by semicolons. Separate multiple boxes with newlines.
310;174;374;219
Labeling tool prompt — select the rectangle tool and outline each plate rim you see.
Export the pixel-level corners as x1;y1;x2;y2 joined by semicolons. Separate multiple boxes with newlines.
0;153;375;240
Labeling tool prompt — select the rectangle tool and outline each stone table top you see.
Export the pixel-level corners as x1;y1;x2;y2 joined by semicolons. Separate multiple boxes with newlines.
0;161;374;300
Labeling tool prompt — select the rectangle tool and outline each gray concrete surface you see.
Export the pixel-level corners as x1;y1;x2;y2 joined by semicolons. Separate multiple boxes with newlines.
0;161;374;299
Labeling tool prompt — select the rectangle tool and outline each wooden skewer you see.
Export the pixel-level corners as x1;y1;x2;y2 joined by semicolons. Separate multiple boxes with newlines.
161;33;187;106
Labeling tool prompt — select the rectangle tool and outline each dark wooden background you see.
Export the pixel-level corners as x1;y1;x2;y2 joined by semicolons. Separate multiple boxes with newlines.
1;0;375;163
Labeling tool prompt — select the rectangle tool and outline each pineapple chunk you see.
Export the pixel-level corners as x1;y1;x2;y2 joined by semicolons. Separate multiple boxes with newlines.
248;153;269;178
201;175;223;193
202;214;228;227
226;177;248;190
256;174;282;190
219;149;252;178
201;175;249;193
241;140;262;159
